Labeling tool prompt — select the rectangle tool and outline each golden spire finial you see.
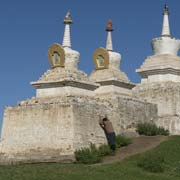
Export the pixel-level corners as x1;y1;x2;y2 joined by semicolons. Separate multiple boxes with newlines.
64;11;73;24
106;19;113;31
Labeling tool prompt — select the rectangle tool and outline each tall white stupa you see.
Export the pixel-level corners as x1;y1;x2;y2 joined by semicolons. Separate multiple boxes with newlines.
133;5;180;134
136;5;180;83
0;12;101;165
89;20;135;97
31;11;98;97
0;10;165;166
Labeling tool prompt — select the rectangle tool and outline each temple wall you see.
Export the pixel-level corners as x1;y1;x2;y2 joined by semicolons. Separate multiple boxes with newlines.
70;96;157;150
0;102;75;164
0;96;157;164
133;82;180;134
97;96;158;137
72;99;109;150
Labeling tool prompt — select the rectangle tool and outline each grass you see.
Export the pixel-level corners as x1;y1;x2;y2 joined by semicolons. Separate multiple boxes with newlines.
0;136;180;180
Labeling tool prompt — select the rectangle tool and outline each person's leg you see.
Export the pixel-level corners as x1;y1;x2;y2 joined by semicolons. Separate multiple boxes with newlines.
106;133;111;146
108;132;116;152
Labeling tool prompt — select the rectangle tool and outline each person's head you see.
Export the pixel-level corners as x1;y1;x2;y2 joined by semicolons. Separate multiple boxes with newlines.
102;117;108;122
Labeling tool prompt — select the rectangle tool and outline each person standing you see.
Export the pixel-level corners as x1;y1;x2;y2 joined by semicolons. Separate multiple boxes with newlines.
99;116;116;154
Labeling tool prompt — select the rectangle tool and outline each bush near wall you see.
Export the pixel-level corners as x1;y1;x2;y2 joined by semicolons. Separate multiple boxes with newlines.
74;144;102;164
75;134;132;164
115;134;132;148
136;122;169;136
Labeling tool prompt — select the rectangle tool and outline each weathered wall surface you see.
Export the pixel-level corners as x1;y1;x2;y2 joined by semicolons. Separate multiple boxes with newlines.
0;98;75;164
133;82;180;134
94;96;158;137
72;97;114;149
0;95;157;164
71;96;157;150
110;97;157;133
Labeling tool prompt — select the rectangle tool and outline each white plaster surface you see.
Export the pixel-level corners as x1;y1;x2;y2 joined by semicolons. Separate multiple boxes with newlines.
62;24;71;48
106;31;113;51
36;86;94;97
161;14;170;36
64;47;80;70
141;74;180;83
152;37;180;55
94;85;132;97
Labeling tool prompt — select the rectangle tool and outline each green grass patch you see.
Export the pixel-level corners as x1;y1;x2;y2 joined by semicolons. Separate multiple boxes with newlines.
137;153;165;173
0;136;180;180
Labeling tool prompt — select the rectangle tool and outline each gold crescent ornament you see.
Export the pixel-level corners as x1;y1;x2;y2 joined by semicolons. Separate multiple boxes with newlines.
48;43;65;68
93;48;109;70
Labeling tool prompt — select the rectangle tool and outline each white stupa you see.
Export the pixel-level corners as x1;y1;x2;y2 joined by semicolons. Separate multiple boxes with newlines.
133;5;180;134
89;20;135;97
136;4;180;83
31;11;98;97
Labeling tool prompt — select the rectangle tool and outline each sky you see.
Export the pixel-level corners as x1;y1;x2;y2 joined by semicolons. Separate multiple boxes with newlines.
0;0;180;129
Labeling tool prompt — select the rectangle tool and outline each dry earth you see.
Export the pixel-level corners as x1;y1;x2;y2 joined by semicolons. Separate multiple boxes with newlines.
101;135;168;164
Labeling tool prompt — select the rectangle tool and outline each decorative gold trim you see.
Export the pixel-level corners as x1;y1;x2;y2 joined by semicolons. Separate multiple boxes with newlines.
93;48;109;70
48;43;65;68
64;11;73;24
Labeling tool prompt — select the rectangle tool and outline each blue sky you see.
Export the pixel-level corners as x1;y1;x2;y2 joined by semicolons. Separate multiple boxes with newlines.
0;0;180;129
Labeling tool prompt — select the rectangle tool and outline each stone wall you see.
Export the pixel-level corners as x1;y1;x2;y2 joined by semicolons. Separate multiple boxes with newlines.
0;95;157;164
71;96;157;150
133;81;180;134
100;96;157;135
72;98;110;150
0;98;75;164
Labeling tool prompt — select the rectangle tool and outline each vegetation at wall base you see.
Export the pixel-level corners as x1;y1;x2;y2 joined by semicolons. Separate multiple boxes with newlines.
115;134;132;148
75;134;132;164
98;144;112;157
136;122;169;136
74;143;102;164
75;143;113;164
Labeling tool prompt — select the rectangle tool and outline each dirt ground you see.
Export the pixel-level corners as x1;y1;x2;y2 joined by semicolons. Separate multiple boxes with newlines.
101;135;168;164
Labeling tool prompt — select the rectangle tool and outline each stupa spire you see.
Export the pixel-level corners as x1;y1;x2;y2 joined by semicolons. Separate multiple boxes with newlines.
161;4;171;37
62;11;73;48
106;19;113;51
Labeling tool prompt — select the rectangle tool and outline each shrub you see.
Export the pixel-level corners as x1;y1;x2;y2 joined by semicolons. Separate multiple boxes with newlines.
158;127;169;136
98;144;112;157
75;135;132;164
75;143;101;164
136;122;169;136
116;134;132;148
137;153;165;173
